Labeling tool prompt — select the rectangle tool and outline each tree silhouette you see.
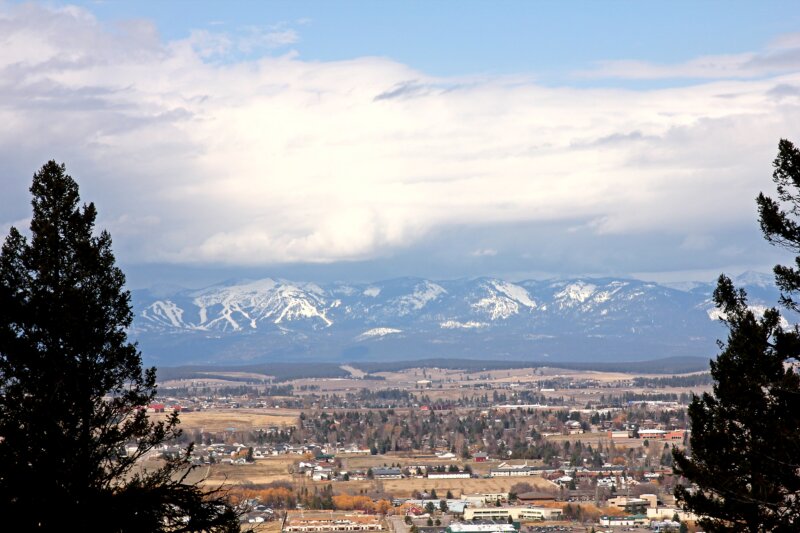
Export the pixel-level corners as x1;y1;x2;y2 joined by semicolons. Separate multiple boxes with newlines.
673;140;800;531
0;162;240;531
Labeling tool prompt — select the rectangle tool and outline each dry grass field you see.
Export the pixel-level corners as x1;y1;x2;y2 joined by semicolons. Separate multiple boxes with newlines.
201;456;297;487
163;409;300;432
251;520;282;533
380;476;558;498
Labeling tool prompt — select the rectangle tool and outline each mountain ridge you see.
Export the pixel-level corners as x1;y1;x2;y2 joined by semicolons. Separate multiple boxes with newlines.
130;272;784;366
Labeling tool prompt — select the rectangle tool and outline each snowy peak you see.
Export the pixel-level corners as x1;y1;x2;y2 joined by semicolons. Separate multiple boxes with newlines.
554;281;597;305
471;279;537;320
390;280;446;315
140;278;333;332
734;270;775;288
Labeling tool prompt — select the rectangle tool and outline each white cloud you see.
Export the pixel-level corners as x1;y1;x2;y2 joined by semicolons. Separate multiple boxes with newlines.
580;32;800;80
0;3;798;268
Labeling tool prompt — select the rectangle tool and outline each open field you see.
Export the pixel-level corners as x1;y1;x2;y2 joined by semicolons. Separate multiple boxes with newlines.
169;409;300;432
202;456;296;486
251;520;282;533
380;476;558;498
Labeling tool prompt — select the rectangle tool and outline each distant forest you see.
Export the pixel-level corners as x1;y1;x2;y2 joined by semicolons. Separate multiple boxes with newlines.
351;356;709;375
156;356;709;383
156;362;349;383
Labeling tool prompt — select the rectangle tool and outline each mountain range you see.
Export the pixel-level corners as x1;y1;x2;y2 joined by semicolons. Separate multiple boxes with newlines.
130;272;785;366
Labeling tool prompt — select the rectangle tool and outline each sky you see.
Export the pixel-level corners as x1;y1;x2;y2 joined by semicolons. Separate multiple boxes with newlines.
1;1;800;289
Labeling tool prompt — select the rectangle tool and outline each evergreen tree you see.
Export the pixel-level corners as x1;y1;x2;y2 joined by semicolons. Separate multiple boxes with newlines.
673;140;800;532
0;162;240;531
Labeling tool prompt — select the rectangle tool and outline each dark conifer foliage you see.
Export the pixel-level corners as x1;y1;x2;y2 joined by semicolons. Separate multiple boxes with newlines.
0;162;240;531
758;139;800;312
674;140;800;532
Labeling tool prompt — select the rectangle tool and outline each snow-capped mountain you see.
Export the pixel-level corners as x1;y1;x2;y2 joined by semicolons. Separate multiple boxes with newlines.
130;273;788;365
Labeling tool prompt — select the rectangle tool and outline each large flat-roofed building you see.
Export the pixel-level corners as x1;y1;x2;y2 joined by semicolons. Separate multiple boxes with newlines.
463;507;562;521
283;514;384;532
489;464;539;477
428;472;471;479
447;523;517;533
371;467;402;479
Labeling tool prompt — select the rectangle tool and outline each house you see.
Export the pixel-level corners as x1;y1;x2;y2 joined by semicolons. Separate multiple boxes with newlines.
372;467;402;479
472;452;489;462
312;468;334;481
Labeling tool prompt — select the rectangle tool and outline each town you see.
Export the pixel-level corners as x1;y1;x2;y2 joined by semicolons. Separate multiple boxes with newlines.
139;363;710;532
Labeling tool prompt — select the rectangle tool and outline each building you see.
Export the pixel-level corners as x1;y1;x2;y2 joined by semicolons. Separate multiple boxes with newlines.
516;492;557;505
473;453;489;462
406;500;468;514
639;429;666;439
489;463;538;477
607;496;650;513
372;467;402;479
428;472;471;479
447;524;517;533
283;515;384;532
463;507;562;521
599;515;648;527
647;507;699;522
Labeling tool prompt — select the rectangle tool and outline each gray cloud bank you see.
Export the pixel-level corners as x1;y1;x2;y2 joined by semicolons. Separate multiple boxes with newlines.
1;3;798;285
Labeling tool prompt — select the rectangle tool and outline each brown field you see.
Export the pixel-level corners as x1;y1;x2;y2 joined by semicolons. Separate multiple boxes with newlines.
380;475;558;498
338;456;543;477
202;456;297;487
167;409;300;432
291;377;396;394
251;520;282;533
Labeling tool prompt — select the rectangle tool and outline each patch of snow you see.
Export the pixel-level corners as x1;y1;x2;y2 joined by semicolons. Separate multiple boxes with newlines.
491;280;537;308
356;327;402;341
440;320;488;329
734;271;775;288
363;287;381;297
555;282;597;304
592;283;627;304
393;281;446;314
473;295;519;320
143;300;186;328
708;304;790;329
